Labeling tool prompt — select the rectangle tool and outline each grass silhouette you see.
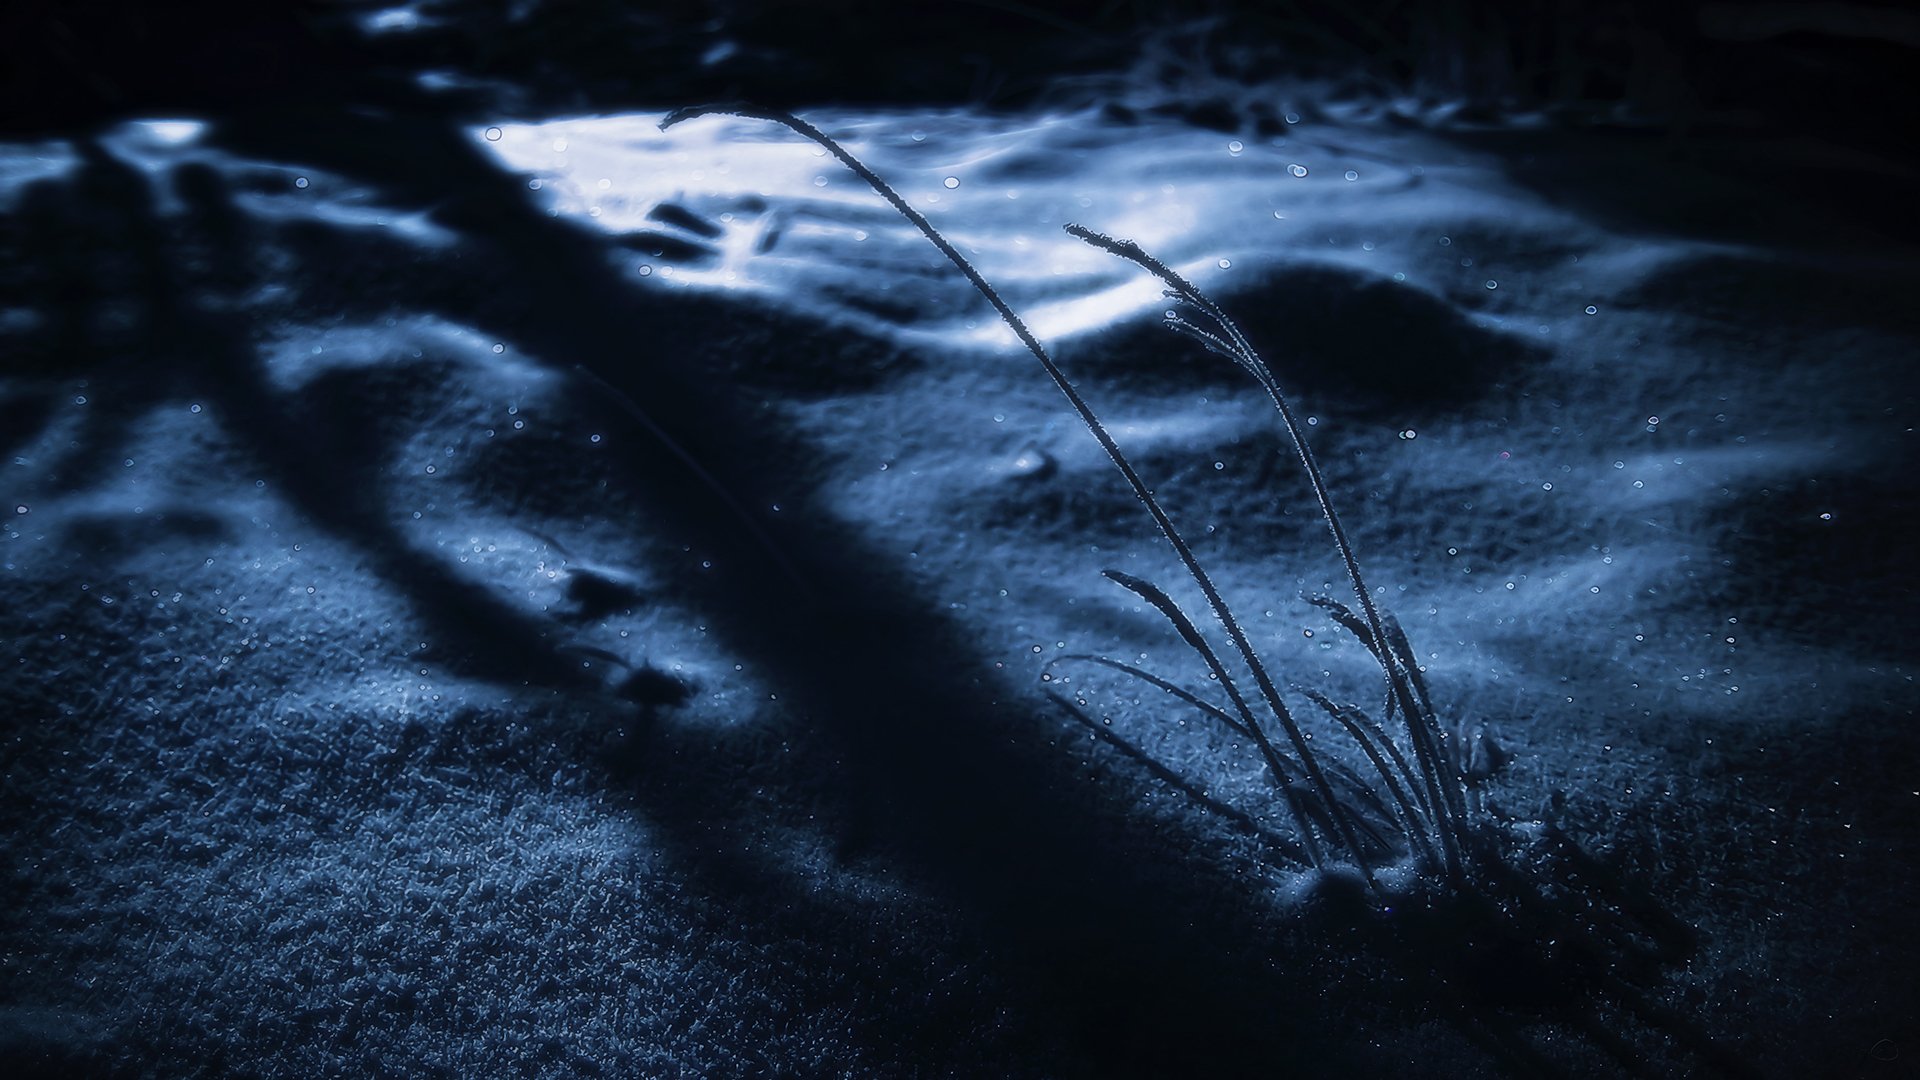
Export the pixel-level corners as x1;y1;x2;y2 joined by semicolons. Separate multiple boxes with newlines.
660;102;1473;893
657;104;1754;1074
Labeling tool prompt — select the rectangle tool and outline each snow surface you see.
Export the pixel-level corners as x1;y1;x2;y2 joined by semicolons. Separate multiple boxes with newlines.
3;96;1916;1077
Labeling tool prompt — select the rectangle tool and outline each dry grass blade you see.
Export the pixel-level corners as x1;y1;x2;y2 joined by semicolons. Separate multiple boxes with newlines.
663;106;1545;892
1298;688;1435;866
1046;654;1253;741
1063;222;1467;878
1041;690;1313;867
1099;569;1330;864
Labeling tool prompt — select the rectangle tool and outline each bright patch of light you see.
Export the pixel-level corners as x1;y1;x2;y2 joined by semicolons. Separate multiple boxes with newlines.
141;120;206;146
974;276;1167;345
361;6;425;32
473;107;1452;352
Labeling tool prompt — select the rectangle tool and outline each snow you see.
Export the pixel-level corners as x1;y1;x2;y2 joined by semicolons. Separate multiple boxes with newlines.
3;81;1916;1077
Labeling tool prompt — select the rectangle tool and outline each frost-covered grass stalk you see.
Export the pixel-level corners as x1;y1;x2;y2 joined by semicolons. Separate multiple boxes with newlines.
661;104;1469;891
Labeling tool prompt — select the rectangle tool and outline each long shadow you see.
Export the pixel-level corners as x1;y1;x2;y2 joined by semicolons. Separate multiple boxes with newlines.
0;93;1395;1071
199;90;1764;1074
29;138;595;693
9;81;1737;1072
194;100;1420;1073
0;153;190;473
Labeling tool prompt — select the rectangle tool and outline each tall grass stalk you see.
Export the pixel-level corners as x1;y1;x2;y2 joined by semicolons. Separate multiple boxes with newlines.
661;104;1466;887
1063;226;1467;877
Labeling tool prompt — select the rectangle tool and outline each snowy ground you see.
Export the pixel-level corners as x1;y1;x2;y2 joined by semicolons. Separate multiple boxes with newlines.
3;90;1916;1076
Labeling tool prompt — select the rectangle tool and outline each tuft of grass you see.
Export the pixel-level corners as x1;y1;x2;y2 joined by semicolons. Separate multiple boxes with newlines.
659;103;1466;891
661;105;1756;1074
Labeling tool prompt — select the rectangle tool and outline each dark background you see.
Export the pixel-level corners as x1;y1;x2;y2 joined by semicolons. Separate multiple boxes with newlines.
7;1;1919;146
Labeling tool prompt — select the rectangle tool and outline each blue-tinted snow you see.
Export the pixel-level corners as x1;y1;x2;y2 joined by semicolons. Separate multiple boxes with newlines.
3;94;1916;1078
